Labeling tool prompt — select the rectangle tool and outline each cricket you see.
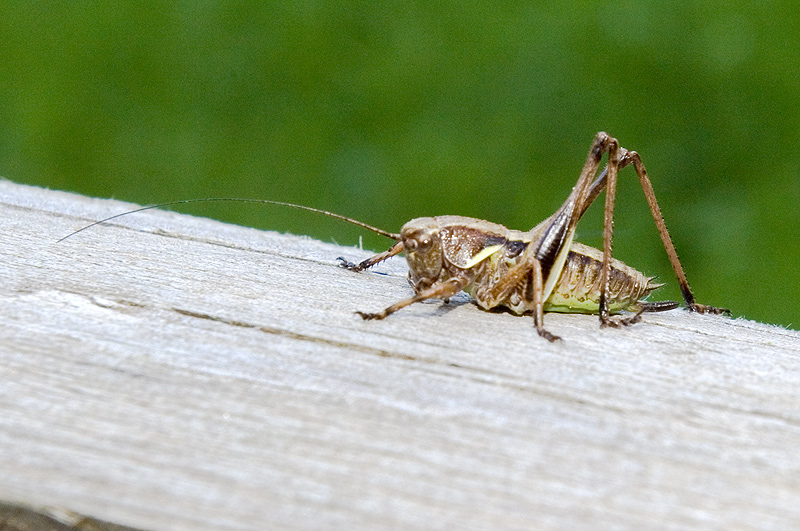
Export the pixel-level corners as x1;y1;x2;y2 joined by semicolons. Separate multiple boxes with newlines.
61;132;728;341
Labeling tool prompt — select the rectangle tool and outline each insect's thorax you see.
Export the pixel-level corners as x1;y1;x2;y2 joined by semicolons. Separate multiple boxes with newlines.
401;216;520;292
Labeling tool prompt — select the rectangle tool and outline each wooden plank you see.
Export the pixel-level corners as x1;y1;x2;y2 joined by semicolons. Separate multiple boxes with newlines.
1;178;799;530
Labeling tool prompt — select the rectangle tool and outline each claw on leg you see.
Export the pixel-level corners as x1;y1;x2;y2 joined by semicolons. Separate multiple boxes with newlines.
356;310;384;320
537;328;561;342
688;303;731;316
600;312;643;329
338;256;377;272
337;257;360;271
338;241;405;273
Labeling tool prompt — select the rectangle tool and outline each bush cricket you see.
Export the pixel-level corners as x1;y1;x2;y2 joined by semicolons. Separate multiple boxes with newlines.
61;132;728;341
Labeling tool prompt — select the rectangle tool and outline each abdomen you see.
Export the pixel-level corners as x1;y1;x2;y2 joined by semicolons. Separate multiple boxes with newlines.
544;242;662;314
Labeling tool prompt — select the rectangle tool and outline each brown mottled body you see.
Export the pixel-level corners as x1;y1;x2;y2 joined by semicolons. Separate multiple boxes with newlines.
345;132;728;341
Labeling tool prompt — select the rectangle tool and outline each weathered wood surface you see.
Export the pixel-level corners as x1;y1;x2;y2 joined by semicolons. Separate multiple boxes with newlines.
1;178;799;530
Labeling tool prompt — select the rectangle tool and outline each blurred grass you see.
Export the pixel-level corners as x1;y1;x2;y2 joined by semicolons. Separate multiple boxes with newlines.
1;1;798;329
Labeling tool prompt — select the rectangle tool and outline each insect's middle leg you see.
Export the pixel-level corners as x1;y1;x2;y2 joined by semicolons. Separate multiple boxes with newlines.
356;276;468;320
474;256;560;342
528;259;559;342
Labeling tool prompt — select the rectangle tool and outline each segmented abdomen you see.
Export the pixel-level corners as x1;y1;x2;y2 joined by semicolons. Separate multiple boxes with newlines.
545;242;661;313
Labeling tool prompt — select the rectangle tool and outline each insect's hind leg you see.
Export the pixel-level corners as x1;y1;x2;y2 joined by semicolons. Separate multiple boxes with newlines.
595;136;631;329
601;300;681;329
338;241;404;272
640;300;681;313
577;136;728;326
623;151;729;316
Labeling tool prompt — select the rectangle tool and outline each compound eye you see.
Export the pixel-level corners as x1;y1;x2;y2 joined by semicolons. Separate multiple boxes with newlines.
402;228;436;254
405;234;433;253
417;236;432;252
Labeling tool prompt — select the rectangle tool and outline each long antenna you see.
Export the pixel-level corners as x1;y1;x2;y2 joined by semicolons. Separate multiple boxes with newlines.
57;198;401;243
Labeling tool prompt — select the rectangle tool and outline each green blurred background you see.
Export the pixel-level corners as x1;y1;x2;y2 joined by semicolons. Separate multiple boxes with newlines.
1;2;798;329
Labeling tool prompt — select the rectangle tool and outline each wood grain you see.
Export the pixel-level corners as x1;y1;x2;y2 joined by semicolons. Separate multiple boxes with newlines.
1;179;799;530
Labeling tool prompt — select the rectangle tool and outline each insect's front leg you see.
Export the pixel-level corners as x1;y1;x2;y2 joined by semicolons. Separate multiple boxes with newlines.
338;241;404;272
356;276;468;320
